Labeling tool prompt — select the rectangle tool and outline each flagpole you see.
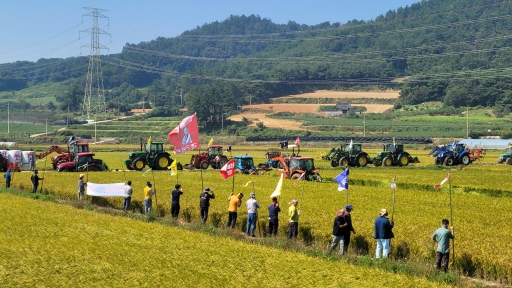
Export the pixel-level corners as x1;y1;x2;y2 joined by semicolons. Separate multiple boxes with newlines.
252;181;255;193
391;175;396;222
231;168;235;193
449;174;454;264
121;160;127;182
299;177;305;214
152;169;159;216
199;148;204;191
39;156;48;193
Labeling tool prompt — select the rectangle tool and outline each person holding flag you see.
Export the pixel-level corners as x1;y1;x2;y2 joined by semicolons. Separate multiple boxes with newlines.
171;184;184;219
199;187;215;223
226;192;243;228
431;219;455;272
288;199;299;239
267;197;281;237
144;182;156;216
343;204;356;254
245;193;261;237
374;208;394;258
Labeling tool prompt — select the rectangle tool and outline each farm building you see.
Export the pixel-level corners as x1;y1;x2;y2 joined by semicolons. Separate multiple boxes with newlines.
326;103;352;116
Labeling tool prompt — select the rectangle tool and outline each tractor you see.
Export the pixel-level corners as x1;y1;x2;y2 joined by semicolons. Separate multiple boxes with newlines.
372;143;419;167
234;156;258;174
36;143;90;170
271;156;321;182
329;143;371;167
124;142;173;171
497;145;512;164
0;154;20;172
430;143;471;166
56;152;109;172
183;145;229;170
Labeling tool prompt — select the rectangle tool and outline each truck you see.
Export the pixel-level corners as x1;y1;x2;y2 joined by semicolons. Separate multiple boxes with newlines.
124;142;173;171
183;145;229;170
56;152;109;172
372;143;419;167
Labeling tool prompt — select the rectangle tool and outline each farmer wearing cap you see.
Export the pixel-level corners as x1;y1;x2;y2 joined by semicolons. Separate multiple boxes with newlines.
226;192;243;228
288;199;299;239
343;204;356;254
432;219;455;272
245;192;260;237
123;180;133;211
171;184;184;219
374;208;394;258
144;182;156;215
267;197;281;237
78;174;86;201
30;170;43;193
329;209;348;255
199;187;215;223
4;169;11;188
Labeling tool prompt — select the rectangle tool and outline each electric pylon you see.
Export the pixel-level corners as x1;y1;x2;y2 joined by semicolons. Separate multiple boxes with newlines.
80;7;111;119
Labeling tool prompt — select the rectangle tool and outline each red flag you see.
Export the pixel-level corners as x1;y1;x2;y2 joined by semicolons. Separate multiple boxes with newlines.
168;114;200;154
294;137;301;146
293;171;306;186
220;159;235;179
434;173;450;188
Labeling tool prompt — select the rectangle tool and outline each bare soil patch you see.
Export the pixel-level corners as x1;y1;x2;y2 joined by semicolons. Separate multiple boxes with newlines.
241;103;393;114
228;113;308;130
282;90;400;99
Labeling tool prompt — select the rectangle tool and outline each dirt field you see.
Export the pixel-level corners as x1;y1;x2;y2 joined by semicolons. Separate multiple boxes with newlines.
241;103;393;113
228;113;309;130
282;90;400;99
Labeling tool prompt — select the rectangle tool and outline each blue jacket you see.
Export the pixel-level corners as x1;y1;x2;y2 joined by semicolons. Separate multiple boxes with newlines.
374;216;394;239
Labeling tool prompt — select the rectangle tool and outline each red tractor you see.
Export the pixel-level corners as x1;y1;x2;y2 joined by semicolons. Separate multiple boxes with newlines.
271;156;322;182
56;152;109;172
36;143;90;170
184;145;229;170
0;155;20;172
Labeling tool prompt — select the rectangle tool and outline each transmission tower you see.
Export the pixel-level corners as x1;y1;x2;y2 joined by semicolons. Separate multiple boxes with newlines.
80;7;111;119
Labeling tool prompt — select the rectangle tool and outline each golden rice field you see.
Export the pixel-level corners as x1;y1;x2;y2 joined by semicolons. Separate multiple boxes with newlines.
0;193;445;287
9;146;512;281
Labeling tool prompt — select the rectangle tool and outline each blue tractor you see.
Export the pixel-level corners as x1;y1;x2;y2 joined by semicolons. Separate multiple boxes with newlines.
430;143;471;166
234;155;257;174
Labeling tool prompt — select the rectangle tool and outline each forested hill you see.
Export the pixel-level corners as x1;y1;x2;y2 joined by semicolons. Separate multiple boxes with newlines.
2;0;512;126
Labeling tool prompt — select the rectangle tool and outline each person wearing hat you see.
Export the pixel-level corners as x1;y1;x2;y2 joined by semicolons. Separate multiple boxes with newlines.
374;208;394;258
78;174;86;201
245;192;261;237
199;187;215;223
144;182;156;215
431;219;455;272
328;209;348;255
343;204;356;254
123;180;133;211
288;199;299;239
30;170;43;193
267;197;281;237
226;192;243;228
171;184;184;219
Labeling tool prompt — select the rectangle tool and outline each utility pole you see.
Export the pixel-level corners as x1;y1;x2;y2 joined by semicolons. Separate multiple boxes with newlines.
45;118;48;136
363;112;366;137
180;89;183;106
466;106;469;139
7;102;9;134
80;7;110;120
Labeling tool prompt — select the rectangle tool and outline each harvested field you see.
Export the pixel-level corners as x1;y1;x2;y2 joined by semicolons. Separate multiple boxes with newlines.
241;103;393;114
283;90;400;99
228;113;307;130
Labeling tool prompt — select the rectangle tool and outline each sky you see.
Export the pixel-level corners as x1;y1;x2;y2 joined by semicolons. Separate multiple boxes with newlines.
0;0;420;64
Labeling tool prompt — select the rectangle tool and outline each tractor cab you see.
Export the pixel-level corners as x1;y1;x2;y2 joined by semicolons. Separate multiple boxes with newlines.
386;143;404;154
290;158;315;172
344;143;361;155
234;156;256;173
76;152;95;168
207;146;224;162
453;143;466;153
70;143;89;154
145;142;164;155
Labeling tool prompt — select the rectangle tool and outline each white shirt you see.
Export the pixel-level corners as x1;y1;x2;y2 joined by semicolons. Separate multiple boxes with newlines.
246;198;260;214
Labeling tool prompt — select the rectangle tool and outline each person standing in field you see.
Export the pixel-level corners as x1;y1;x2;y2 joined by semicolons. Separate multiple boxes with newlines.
288;199;299;239
4;169;11;188
245;193;261;237
29;154;35;171
30;170;43;193
171;184;183;219
144;182;156;215
226;192;243;228
199;187;215;223
328;209;348;255
343;204;356;254
123;180;133;211
374;208;394;258
432;219;455;272
78;174;86;201
267;197;281;237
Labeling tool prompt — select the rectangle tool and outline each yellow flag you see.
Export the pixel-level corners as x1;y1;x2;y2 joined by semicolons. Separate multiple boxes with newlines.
207;138;213;147
147;136;152;146
270;173;284;198
243;180;253;187
168;160;178;176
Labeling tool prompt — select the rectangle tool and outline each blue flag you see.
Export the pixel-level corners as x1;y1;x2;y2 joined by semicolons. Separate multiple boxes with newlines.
334;168;349;191
451;140;457;149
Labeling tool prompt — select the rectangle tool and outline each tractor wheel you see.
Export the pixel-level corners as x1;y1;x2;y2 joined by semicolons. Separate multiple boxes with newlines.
200;161;209;170
356;154;368;167
339;157;349;167
218;157;228;169
330;159;339;167
235;168;243;174
435;158;443;165
277;162;284;169
310;173;322;182
291;173;301;180
155;154;172;170
443;157;454;166
398;154;410;167
383;157;393;167
132;158;146;171
125;162;134;170
461;155;471;165
507;158;512;165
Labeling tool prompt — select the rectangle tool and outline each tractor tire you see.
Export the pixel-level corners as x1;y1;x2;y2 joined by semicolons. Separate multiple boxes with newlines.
398;154;410;167
132;158;146;171
200;161;209;170
444;157;454;166
339;157;349;167
310;173;322;182
218;157;228;169
235;168;243;174
330;159;339;167
435;158;443;165
356;154;368;167
155;154;172;170
291;173;301;180
461;155;471;165
277;162;284;169
383;157;393;167
507;158;512;165
126;163;134;170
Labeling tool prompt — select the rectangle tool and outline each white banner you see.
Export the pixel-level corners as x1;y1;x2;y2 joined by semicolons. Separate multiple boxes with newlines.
86;182;125;197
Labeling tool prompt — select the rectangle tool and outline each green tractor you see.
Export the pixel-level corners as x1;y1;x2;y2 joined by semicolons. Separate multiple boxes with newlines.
372;143;419;167
124;142;173;171
497;145;512;165
329;143;371;167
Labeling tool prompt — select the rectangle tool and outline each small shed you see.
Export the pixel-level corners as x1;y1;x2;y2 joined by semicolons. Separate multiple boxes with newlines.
333;103;352;113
